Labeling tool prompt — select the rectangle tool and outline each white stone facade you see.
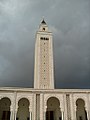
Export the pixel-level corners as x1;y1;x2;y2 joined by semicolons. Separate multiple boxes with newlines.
0;88;90;120
0;20;90;120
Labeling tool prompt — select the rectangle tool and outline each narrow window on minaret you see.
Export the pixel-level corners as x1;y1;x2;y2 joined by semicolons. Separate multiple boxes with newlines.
43;28;45;31
40;37;43;40
46;38;49;40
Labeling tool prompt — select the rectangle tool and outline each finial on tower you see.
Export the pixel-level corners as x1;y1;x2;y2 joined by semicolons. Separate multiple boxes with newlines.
39;18;48;32
41;17;46;24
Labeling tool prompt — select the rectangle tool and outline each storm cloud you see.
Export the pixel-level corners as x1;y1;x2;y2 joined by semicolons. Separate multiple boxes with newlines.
0;0;90;88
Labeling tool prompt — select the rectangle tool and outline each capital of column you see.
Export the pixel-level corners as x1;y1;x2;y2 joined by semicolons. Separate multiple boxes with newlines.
15;105;18;113
10;105;13;111
44;105;47;112
15;104;19;111
60;102;64;112
29;108;32;113
61;107;64;112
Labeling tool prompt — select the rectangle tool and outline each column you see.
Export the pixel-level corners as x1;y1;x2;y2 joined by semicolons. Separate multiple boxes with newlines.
44;111;46;120
61;111;64;120
70;94;76;120
87;109;90;120
14;92;17;120
74;105;77;120
64;95;68;120
86;94;90;120
40;94;44;120
85;108;89;120
29;105;32;120
44;106;47;120
14;110;17;120
87;111;90;120
10;111;13;120
33;94;36;120
60;97;64;120
10;107;14;120
85;103;90;120
14;105;18;120
29;111;32;120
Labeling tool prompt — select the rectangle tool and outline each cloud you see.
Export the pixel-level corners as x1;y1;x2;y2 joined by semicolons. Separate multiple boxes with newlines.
0;0;90;88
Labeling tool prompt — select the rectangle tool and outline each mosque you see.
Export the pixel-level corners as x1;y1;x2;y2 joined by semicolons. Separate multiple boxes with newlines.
0;20;90;120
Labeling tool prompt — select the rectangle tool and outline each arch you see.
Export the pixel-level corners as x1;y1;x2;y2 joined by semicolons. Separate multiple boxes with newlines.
0;96;13;105
76;98;85;107
0;97;11;120
17;96;31;104
18;98;30;106
16;96;31;108
46;97;60;107
0;97;11;105
46;97;61;120
76;98;88;120
17;98;30;120
45;95;61;106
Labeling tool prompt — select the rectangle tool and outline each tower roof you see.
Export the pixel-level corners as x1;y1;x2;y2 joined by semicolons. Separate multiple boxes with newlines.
41;19;46;24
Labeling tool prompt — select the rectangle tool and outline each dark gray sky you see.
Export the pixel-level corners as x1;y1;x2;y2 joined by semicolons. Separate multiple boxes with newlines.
0;0;90;88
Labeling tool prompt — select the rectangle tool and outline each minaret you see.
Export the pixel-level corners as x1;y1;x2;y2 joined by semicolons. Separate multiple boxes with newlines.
34;19;54;89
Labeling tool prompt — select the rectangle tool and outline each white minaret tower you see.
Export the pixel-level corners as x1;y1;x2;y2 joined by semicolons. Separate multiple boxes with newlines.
34;19;54;89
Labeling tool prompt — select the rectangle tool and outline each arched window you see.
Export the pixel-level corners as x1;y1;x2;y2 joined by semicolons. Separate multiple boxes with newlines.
0;97;11;120
17;98;30;120
46;97;61;120
76;99;88;120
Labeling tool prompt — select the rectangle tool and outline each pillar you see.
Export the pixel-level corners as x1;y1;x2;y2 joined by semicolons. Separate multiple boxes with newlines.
61;111;64;120
14;104;18;120
14;110;17;120
44;106;47;120
70;94;76;120
10;107;14;120
73;101;77;120
85;108;89;120
13;92;17;120
44;111;46;120
85;102;90;120
85;94;90;120
10;111;13;120
64;94;68;120
60;98;64;120
74;105;77;120
87;110;90;120
33;94;36;120
29;111;32;120
29;104;32;120
40;94;44;120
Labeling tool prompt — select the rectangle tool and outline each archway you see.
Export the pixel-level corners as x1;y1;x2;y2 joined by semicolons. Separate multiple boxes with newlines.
17;98;30;120
76;99;88;120
46;97;61;120
0;97;11;120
